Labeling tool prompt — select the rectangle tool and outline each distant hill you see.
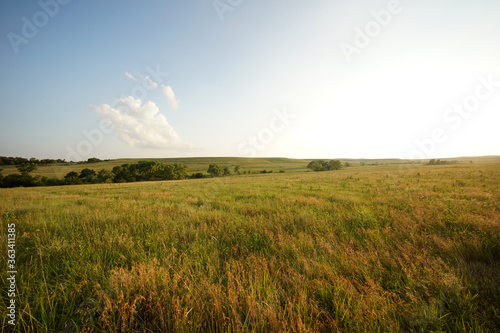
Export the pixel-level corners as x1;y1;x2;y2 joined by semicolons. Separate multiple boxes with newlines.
1;155;499;178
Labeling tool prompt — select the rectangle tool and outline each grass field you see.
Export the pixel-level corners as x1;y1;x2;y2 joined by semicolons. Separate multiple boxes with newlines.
1;162;499;332
0;157;312;178
3;156;499;179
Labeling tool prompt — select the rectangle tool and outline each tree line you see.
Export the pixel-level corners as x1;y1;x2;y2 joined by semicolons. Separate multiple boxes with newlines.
0;161;259;188
0;161;189;188
0;156;64;165
428;159;458;165
206;164;285;177
307;160;343;171
0;159;345;188
0;156;106;166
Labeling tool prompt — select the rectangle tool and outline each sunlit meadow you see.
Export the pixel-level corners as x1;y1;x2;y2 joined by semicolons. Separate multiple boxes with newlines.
1;162;499;332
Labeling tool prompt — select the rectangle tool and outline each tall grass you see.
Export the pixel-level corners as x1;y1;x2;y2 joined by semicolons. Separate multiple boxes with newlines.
1;163;499;332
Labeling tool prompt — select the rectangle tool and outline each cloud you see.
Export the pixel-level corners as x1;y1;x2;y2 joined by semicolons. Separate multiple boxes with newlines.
126;71;158;89
91;96;191;149
125;72;137;81
146;76;158;89
161;84;180;110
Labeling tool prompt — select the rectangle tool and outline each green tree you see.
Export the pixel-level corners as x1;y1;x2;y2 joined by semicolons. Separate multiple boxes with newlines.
173;163;188;180
307;161;323;172
307;159;342;172
233;165;241;175
207;164;222;177
79;168;97;183
113;164;134;182
223;166;232;176
1;174;36;188
328;160;342;170
64;171;78;179
112;165;123;175
16;163;38;175
87;157;102;163
135;161;163;181
97;169;114;183
191;172;204;179
64;171;81;185
44;177;62;186
162;164;175;180
79;168;96;178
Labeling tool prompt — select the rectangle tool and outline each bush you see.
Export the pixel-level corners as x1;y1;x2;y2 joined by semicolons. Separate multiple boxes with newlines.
191;173;205;179
1;174;36;188
307;160;343;172
208;164;222;177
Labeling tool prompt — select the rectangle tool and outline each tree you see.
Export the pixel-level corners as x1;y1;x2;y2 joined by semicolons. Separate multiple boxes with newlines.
64;171;81;185
112;164;133;182
1;174;36;188
134;161;163;181
429;159;436;165
44;177;63;186
79;168;96;178
233;165;241;175
87;157;102;163
307;159;342;172
328;160;342;170
97;169;114;183
207;164;222;177
307;161;323;172
308;160;322;170
112;165;123;175
162;164;175;180
223;166;232;176
79;168;97;183
64;171;78;179
16;163;37;175
172;163;188;180
191;173;204;179
344;162;351;168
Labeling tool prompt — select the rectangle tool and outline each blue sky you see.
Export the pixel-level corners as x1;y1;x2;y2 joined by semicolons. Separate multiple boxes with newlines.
1;0;499;161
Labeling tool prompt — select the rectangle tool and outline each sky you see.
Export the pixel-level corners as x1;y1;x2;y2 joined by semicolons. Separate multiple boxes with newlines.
0;0;499;161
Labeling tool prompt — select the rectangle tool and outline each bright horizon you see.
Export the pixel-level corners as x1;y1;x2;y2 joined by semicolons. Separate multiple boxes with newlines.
1;0;499;161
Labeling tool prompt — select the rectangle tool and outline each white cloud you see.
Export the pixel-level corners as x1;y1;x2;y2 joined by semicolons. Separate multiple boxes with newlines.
146;76;158;89
125;72;137;81
91;96;191;149
161;84;180;110
126;71;158;89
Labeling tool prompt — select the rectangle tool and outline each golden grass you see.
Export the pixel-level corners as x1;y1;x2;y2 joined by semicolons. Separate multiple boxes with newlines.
0;163;499;332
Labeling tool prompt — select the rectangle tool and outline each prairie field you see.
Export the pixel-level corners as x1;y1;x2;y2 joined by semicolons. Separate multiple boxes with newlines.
0;157;312;178
1;163;499;332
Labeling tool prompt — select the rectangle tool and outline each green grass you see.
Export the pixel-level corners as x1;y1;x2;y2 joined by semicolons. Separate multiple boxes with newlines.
0;157;312;178
1;162;499;332
3;155;499;178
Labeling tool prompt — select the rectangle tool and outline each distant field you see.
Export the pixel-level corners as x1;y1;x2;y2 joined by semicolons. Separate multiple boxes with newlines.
0;157;311;178
2;155;499;178
0;163;499;332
